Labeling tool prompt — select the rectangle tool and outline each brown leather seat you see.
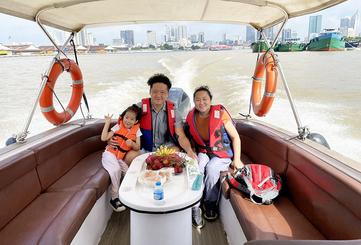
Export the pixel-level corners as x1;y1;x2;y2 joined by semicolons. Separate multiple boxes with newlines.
0;189;96;245
223;119;361;242
0;121;111;244
230;190;324;240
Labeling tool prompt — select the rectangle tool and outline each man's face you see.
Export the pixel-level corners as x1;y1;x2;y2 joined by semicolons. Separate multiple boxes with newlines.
150;83;169;107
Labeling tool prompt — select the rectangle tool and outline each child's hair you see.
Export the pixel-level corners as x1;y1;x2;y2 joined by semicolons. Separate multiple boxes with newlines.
119;104;142;122
193;85;213;100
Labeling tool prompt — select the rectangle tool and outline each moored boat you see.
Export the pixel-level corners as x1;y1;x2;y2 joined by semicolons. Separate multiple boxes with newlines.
251;41;268;52
307;29;345;51
276;38;306;52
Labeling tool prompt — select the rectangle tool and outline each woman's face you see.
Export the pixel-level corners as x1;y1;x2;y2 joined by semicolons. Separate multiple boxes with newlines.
194;90;211;114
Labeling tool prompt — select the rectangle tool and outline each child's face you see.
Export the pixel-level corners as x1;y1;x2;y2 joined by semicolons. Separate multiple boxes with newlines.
123;111;137;129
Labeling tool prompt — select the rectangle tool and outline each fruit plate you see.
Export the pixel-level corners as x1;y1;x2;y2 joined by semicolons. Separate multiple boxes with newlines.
138;169;171;187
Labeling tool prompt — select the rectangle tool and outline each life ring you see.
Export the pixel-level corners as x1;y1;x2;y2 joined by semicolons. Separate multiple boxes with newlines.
39;59;83;125
251;53;277;117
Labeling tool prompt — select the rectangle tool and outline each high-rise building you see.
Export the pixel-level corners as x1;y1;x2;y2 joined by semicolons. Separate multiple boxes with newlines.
190;34;197;43
246;26;255;43
340;17;350;28
146;30;157;46
75;29;87;46
350;10;359;31
263;27;274;40
282;28;292;41
120;30;134;46
308;15;322;40
198;32;205;43
177;26;187;41
165;25;171;42
51;30;66;45
170;26;178;42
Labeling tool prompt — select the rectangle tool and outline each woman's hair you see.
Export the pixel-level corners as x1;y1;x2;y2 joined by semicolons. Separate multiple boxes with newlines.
193;85;213;100
119;104;142;122
147;73;172;91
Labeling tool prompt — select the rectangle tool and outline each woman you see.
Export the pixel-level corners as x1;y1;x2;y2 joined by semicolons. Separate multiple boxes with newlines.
186;86;243;225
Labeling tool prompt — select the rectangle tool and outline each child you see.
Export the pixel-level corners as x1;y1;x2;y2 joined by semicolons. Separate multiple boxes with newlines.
101;104;142;212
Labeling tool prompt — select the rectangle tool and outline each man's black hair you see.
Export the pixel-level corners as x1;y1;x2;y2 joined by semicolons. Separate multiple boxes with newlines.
120;104;142;121
193;85;213;100
147;73;172;91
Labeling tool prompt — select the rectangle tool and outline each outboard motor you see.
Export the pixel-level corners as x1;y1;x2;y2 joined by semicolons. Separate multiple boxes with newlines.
168;87;191;121
306;133;330;149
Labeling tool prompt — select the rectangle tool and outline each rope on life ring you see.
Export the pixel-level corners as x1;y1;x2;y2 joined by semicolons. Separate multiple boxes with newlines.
251;53;278;117
39;59;83;125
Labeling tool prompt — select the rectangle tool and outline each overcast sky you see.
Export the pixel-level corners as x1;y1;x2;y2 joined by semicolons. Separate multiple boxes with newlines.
0;0;360;45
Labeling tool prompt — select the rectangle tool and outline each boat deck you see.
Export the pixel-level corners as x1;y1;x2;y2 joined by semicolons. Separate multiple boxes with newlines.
99;210;229;245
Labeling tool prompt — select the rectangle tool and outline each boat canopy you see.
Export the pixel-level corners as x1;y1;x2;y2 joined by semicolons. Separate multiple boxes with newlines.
0;0;347;32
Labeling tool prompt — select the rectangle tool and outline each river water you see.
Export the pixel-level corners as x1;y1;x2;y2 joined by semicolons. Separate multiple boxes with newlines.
1;49;360;165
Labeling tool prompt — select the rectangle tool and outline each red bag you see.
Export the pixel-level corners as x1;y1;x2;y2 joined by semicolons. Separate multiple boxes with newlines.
227;164;282;205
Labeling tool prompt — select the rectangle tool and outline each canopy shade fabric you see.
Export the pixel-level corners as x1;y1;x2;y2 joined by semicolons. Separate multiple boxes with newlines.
0;0;347;32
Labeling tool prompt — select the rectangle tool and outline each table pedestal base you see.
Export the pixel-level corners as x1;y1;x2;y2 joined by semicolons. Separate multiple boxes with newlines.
130;208;192;245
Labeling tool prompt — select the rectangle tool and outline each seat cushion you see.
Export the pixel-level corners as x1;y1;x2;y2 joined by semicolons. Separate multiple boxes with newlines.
0;189;96;245
230;189;325;241
47;151;109;198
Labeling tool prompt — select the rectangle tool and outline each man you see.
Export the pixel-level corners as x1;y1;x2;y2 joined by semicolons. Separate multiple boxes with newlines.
124;73;197;163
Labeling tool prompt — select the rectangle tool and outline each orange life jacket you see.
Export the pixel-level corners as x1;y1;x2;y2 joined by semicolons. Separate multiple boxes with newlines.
139;98;176;151
186;105;233;158
106;120;139;160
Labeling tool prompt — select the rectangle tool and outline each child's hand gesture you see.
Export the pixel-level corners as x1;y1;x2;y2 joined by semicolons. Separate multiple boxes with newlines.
104;114;113;124
125;139;134;147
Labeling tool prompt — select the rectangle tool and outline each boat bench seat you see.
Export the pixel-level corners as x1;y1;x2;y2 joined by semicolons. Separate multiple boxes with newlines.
222;120;361;243
0;122;110;244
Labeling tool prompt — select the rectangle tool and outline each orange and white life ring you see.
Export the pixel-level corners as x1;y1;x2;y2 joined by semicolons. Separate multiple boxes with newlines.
39;59;83;125
251;53;277;117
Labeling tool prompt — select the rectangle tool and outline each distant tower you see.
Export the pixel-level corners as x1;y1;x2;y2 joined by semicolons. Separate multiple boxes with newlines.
120;30;134;46
75;29;88;46
147;30;157;46
246;26;255;43
340;17;350;28
308;15;322;40
198;32;205;43
51;30;66;45
350;10;359;31
165;25;171;42
263;27;274;40
223;33;227;42
340;17;351;36
190;34;197;43
281;28;292;41
170;26;178;42
178;25;187;41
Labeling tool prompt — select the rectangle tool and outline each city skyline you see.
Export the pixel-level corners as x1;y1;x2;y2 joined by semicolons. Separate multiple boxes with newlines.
0;0;360;45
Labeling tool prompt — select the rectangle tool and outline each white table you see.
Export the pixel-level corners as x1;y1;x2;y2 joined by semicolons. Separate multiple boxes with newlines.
119;153;203;245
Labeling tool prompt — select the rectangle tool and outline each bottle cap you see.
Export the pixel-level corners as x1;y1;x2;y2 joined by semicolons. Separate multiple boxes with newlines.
155;181;161;186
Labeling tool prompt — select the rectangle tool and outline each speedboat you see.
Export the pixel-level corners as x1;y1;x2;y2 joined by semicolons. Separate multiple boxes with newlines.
0;1;360;245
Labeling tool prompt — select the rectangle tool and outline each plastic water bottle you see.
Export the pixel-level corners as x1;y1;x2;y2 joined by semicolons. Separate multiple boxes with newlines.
153;181;164;204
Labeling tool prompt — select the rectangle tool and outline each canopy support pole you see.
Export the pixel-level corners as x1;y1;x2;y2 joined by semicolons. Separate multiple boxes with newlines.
260;17;309;139
14;13;75;143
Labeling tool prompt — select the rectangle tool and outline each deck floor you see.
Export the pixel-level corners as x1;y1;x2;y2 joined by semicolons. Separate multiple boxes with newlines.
99;209;229;245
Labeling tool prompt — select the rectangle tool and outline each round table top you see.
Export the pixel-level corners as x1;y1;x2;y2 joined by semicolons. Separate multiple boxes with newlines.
119;152;203;213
